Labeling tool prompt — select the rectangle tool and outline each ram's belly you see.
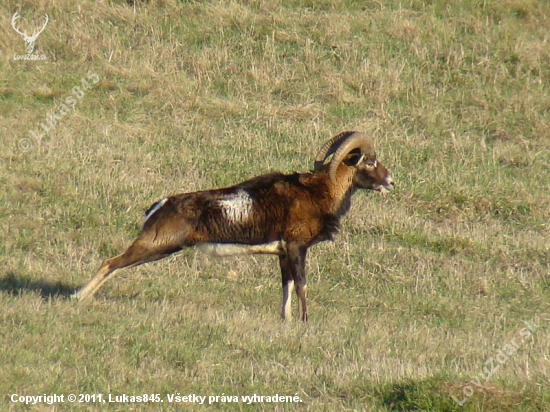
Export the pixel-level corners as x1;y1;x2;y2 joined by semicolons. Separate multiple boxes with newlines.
197;241;286;257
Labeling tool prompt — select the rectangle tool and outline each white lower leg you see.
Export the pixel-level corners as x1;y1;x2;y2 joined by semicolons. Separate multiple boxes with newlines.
72;264;111;301
281;280;294;320
298;284;307;321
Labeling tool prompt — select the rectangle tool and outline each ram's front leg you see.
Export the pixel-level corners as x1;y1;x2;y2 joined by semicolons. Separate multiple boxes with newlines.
287;243;308;322
279;255;294;321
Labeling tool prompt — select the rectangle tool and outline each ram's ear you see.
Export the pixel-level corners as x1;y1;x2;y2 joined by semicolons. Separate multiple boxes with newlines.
343;149;365;166
344;152;364;166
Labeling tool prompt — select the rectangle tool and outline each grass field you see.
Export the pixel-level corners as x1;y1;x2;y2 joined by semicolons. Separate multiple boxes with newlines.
1;0;549;410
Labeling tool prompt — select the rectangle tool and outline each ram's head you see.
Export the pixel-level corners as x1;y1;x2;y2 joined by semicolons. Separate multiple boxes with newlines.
314;131;395;193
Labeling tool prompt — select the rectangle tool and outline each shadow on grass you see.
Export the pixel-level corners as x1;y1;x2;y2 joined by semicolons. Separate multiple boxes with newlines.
0;272;75;299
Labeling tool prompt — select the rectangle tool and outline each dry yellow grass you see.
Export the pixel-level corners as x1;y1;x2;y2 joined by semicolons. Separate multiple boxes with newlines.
1;0;549;410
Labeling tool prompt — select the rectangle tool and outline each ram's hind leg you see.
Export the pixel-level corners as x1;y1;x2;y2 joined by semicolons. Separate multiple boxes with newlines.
72;238;181;302
287;243;308;322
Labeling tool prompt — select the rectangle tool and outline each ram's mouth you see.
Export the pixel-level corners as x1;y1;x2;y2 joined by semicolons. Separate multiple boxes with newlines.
376;177;395;193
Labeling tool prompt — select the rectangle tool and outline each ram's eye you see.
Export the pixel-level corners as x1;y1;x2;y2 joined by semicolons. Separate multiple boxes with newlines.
365;160;377;169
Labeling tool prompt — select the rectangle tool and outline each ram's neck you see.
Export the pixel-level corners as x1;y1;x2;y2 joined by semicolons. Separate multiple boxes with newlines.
323;165;357;217
329;181;355;218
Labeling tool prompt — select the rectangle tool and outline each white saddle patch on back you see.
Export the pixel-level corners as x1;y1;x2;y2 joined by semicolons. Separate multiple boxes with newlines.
197;241;286;257
218;189;254;223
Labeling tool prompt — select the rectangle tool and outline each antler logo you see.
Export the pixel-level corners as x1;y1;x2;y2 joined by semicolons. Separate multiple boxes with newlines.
11;11;49;54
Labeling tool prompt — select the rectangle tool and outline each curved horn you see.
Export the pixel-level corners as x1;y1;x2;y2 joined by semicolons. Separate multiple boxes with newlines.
315;131;375;183
314;131;354;171
329;132;374;183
